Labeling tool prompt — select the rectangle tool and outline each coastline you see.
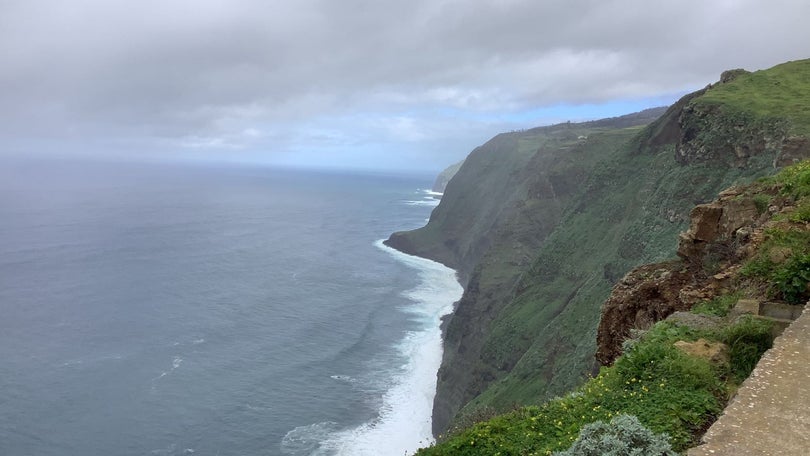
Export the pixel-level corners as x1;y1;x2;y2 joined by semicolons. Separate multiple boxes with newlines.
366;239;463;455
304;238;462;456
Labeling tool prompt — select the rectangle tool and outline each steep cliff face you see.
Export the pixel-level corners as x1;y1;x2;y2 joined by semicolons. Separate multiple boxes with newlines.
386;108;668;282
387;59;810;435
415;158;810;455
386;110;667;432
431;160;464;193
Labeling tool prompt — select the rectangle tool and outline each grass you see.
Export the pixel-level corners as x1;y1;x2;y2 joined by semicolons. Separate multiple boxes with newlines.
451;144;781;423
692;293;742;317
696;59;810;136
720;317;775;382
417;318;773;455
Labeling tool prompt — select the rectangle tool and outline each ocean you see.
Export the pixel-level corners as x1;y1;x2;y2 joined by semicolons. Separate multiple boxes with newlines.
0;158;462;456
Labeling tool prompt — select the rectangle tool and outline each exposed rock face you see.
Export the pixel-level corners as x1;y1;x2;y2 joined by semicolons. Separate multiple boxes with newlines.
596;262;692;366
675;103;789;167
676;204;723;263
778;136;810;166
675;194;759;270
719;69;750;84
596;176;802;366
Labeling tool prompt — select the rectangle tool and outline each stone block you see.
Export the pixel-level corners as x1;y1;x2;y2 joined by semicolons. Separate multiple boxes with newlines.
730;299;761;317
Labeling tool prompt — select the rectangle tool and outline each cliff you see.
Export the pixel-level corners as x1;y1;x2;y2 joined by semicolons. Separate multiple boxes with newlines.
432;160;464;193
386;58;810;437
415;156;809;452
413;113;810;456
385;108;668;431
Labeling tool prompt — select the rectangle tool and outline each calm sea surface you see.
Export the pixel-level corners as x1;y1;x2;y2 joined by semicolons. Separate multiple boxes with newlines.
0;158;461;456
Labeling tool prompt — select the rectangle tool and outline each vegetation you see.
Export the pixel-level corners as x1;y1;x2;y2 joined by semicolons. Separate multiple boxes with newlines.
692;293;741;317
770;158;810;198
696;59;810;136
741;160;810;304
553;414;676;456
448;130;775;426
417;317;773;455
719;317;774;382
418;157;810;455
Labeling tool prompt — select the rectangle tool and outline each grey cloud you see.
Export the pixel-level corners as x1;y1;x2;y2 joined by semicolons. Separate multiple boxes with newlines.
1;0;809;167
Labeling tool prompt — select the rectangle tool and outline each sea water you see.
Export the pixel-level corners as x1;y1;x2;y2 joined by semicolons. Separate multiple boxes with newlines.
0;158;462;456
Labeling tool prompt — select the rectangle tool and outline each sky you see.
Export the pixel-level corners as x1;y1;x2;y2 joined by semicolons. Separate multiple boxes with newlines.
1;0;809;173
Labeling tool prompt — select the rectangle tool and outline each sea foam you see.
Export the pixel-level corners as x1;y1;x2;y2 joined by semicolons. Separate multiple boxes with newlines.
283;240;461;456
403;199;440;207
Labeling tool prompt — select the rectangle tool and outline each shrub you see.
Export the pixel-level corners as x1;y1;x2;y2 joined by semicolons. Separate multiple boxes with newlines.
741;228;810;303
785;200;810;222
752;193;771;215
772;253;810;304
720;316;774;381
775;159;810;199
553;414;676;456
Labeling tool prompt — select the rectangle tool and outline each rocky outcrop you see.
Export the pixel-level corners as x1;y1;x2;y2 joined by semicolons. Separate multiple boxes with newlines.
595;262;692;365
675;189;760;270
595;160;810;366
595;187;767;365
675;102;789;167
719;69;750;83
674;339;730;365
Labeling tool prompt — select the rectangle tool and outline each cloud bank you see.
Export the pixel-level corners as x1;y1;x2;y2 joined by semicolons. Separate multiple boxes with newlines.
1;0;809;171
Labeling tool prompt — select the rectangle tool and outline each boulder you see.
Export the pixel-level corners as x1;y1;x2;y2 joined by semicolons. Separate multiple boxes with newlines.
674;339;729;365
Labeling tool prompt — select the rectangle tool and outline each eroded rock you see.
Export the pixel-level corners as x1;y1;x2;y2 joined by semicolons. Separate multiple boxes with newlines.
674;339;729;365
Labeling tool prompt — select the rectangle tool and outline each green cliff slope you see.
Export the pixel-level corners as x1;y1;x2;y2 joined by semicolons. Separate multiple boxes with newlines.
386;58;810;436
416;150;810;456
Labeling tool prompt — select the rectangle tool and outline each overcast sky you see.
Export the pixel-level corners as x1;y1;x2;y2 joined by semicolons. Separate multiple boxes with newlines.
1;0;808;173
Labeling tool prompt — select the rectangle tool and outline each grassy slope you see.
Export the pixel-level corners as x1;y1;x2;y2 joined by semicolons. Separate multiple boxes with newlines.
422;115;668;432
419;316;774;455
696;60;810;136
457;136;772;419
418;159;810;455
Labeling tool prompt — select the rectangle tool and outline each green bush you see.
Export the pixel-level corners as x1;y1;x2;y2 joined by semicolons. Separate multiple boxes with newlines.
775;160;810;198
772;253;810;304
741;228;810;303
752;193;772;215
720;317;774;381
553;414;676;456
782;199;810;223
